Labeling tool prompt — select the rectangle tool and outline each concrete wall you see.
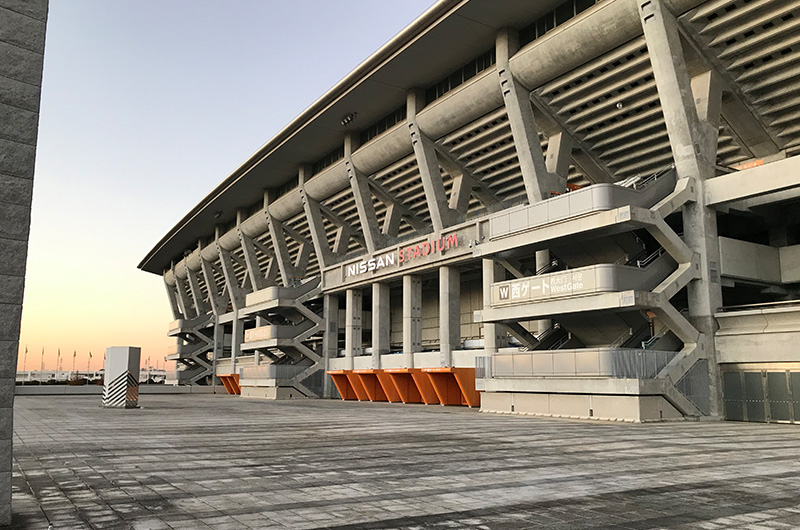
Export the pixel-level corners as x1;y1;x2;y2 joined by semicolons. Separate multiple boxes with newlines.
718;237;781;284
780;244;800;284
0;0;48;524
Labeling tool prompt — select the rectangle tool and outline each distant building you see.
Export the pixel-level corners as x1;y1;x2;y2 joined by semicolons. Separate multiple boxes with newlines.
16;369;167;384
140;0;800;424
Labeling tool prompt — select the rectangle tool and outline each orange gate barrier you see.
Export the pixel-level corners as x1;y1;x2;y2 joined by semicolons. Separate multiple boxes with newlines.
353;370;388;402
375;371;401;402
345;371;370;401
218;374;240;395
409;369;439;404
383;369;422;403
423;367;481;407
327;368;480;407
327;370;357;400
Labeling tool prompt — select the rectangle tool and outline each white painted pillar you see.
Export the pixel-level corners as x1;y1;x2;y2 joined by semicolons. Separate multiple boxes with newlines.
402;275;422;368
439;266;461;367
345;289;362;370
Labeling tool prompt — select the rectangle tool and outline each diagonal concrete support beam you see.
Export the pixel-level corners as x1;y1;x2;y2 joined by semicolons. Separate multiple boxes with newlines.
367;179;428;233
216;243;245;310
299;164;335;269
264;190;297;287
185;264;210;315
434;143;502;213
529;96;617;184
163;276;182;320
173;266;197;319
345;133;384;252
317;202;366;253
382;203;403;237
237;210;269;292
200;258;225;316
407;90;459;232
252;239;279;286
497;29;568;202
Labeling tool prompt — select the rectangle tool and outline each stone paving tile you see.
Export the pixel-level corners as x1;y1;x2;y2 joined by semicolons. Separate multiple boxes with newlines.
9;395;800;529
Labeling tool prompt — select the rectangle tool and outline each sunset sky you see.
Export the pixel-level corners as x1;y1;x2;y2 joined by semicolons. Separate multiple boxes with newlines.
18;0;433;372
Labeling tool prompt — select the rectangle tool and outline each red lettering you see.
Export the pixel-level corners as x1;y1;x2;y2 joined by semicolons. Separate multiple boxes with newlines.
398;249;404;263
413;245;421;258
421;242;430;256
436;238;445;252
446;234;458;249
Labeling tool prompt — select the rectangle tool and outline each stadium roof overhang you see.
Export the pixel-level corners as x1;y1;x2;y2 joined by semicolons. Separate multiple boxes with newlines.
138;0;569;274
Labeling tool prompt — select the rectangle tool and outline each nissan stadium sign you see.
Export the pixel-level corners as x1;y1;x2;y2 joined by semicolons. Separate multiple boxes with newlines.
345;233;460;278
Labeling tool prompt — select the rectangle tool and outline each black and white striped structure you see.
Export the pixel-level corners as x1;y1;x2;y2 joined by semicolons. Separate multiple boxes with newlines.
141;0;800;423
103;347;141;409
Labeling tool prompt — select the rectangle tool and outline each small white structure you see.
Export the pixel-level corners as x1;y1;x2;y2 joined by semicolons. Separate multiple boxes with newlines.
103;346;141;408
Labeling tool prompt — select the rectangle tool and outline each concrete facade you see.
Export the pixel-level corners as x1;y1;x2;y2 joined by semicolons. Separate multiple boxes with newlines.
141;0;800;424
0;0;48;525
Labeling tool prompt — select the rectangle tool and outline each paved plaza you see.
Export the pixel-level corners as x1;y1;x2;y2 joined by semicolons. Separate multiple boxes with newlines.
9;395;800;529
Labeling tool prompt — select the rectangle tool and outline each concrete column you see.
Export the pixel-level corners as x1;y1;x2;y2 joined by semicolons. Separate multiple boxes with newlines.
641;0;723;415
212;317;224;391
535;250;552;335
0;2;47;523
372;283;390;369
544;132;574;177
322;294;339;397
230;318;243;369
439;266;461;367
402;275;422;368
345;289;362;370
482;258;508;353
254;316;267;366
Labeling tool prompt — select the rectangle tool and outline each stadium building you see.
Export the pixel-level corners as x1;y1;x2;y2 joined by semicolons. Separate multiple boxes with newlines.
139;0;800;423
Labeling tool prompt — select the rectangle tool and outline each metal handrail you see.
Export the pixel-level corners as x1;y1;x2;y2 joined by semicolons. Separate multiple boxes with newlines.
636;247;666;268
536;258;560;275
550;333;572;350
633;163;675;190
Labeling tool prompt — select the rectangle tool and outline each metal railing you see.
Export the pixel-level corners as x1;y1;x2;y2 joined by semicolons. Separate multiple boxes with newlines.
636;246;666;268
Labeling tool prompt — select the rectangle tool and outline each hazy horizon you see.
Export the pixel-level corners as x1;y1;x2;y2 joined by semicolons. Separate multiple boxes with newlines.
17;0;434;372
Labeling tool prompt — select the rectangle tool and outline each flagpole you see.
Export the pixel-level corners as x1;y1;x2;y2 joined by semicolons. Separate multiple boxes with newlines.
23;346;27;384
87;351;91;385
39;348;44;385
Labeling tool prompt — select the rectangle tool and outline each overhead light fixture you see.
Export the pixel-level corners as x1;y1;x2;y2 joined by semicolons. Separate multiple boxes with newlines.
213;211;222;219
340;112;357;127
616;102;624;110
